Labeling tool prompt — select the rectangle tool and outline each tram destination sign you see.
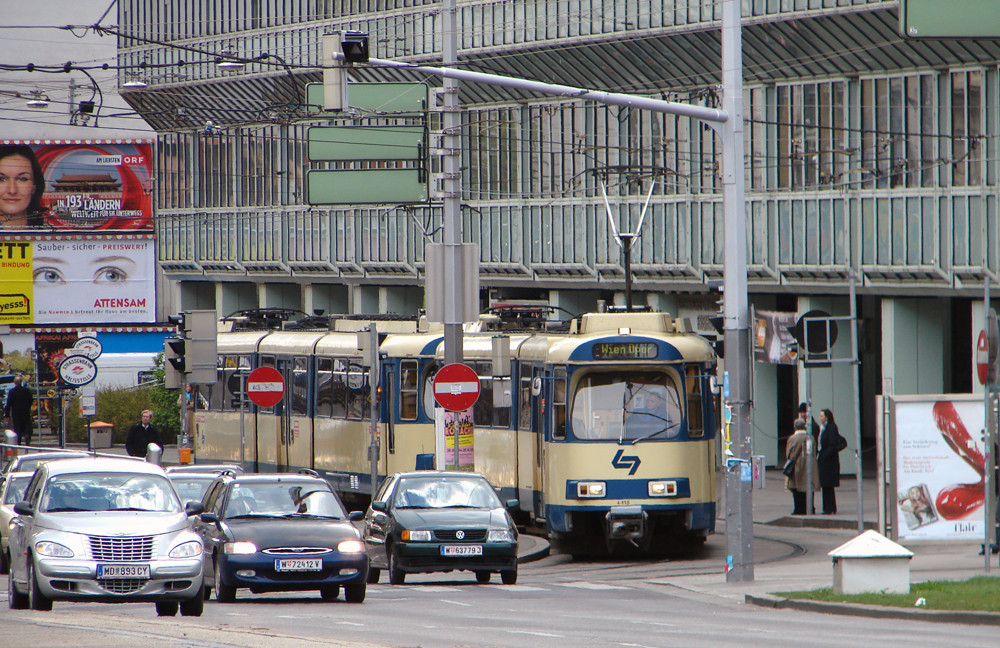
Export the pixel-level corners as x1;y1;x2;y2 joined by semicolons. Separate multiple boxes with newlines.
592;342;658;361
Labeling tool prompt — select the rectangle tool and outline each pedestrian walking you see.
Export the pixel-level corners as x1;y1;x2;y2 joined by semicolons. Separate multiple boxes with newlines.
786;417;819;515
817;408;846;514
3;375;34;446
126;409;162;457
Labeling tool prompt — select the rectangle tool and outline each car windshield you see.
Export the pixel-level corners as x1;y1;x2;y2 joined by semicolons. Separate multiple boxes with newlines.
169;476;215;503
570;372;683;442
41;473;181;513
3;475;31;505
12;454;86;474
224;482;347;519
394;476;502;510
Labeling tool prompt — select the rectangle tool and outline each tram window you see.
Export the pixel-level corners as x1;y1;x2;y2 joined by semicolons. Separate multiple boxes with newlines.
570;372;683;442
686;366;704;438
553;368;567;439
399;359;419;420
346;363;370;420
472;362;490;427
422;363;439;417
316;357;333;418
291;356;308;416
518;369;533;431
329;359;348;418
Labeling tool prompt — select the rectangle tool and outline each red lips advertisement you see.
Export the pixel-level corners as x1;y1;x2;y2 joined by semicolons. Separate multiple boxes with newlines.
893;397;989;540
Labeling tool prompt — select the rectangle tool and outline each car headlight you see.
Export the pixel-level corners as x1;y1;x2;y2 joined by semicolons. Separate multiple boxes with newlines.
401;529;432;541
337;540;365;553
648;480;678;497
35;541;74;558
576;481;606;498
169;541;204;559
487;528;515;543
223;541;257;555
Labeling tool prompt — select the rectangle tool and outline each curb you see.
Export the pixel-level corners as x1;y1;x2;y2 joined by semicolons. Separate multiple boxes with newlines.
745;594;1000;626
765;516;877;531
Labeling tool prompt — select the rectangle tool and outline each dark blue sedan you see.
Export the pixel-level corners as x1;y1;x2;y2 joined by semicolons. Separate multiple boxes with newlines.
194;473;368;602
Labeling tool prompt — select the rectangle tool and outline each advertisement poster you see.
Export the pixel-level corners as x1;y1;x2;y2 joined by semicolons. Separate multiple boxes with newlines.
893;398;986;540
444;408;475;471
0;141;153;231
753;310;798;364
0;236;155;325
35;331;80;384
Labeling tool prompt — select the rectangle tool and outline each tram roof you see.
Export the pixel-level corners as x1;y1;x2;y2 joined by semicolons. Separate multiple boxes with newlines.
217;330;271;354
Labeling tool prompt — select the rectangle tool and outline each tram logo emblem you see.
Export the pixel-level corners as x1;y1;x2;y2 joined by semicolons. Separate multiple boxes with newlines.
612;449;641;476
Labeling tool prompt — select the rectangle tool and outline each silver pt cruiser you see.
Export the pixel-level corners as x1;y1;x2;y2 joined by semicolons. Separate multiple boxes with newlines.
7;456;205;616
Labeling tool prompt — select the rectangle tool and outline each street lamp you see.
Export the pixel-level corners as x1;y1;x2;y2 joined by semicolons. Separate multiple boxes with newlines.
25;91;49;108
340;32;369;63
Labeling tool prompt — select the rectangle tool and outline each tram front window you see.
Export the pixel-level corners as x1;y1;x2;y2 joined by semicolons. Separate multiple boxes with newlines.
570;373;682;442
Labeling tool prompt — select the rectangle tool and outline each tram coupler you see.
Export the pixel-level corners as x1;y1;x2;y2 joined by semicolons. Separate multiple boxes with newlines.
606;506;647;546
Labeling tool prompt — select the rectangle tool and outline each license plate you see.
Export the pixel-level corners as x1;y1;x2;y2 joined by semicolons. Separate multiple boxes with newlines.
275;558;323;572
97;564;150;579
441;545;483;557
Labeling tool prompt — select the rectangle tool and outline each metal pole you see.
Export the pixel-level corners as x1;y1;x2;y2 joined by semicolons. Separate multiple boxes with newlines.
721;0;753;583
851;271;864;533
239;370;246;470
985;277;993;572
368;325;380;498
805;368;814;514
442;0;463;366
622;234;634;311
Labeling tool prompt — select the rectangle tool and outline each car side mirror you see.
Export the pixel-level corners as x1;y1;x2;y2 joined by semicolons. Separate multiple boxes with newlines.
185;501;204;516
505;499;519;510
200;511;219;524
13;500;34;516
370;501;387;512
348;510;364;522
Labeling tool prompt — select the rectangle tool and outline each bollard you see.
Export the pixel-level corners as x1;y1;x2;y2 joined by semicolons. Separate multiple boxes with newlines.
145;442;163;466
2;429;18;470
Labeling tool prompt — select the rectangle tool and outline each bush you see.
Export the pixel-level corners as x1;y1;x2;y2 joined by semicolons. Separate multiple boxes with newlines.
65;353;181;445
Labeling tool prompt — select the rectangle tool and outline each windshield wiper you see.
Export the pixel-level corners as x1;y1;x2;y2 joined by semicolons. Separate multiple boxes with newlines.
46;507;87;512
280;513;340;519
628;422;680;445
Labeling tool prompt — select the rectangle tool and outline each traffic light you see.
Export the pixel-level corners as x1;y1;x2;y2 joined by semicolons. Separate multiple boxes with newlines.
164;311;218;385
163;336;183;389
708;315;725;359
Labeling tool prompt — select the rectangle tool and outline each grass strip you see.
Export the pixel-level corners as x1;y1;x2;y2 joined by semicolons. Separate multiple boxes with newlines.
774;576;1000;612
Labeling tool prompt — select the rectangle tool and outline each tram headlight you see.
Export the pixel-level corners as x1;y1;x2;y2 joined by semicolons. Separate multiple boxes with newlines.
576;482;606;498
401;529;432;541
647;480;677;497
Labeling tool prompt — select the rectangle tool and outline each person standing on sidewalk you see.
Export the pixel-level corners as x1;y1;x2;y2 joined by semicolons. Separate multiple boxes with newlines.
817;408;845;515
3;375;34;446
126;409;161;457
786;417;819;515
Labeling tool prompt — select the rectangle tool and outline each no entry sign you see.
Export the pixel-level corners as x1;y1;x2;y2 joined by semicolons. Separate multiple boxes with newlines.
247;366;285;407
433;363;481;411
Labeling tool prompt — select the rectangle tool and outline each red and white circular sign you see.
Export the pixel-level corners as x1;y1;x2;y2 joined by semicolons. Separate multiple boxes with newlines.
432;363;481;411
247;366;285;407
977;329;990;385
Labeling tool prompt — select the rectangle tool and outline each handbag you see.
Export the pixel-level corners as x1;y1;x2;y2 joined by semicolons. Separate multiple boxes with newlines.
835;433;848;452
782;459;795;478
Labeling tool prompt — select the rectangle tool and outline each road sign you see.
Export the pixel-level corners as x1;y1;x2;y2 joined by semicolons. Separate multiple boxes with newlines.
308;125;425;161
977;329;990;385
433;363;481;412
900;0;1000;39
306;168;427;204
58;356;97;387
246;366;285;407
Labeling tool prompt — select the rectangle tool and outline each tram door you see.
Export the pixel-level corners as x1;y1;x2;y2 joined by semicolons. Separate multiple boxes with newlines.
284;356;313;471
255;355;281;472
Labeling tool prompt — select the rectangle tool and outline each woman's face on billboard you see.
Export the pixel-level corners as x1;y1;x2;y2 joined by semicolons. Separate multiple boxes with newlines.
0;154;36;220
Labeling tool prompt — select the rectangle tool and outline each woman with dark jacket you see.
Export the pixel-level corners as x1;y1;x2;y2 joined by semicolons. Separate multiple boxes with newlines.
817;408;843;514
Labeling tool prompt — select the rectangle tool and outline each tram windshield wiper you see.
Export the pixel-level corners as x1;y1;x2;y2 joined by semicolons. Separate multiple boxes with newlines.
629;422;680;445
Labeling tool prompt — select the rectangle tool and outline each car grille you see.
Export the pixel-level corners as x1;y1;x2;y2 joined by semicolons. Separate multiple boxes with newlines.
89;536;155;562
99;579;146;594
262;547;331;555
433;529;487;542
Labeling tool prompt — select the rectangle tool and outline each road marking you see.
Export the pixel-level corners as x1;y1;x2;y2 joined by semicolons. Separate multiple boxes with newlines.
555;581;629;590
333;621;365;626
486;584;546;591
505;630;565;638
441;599;473;607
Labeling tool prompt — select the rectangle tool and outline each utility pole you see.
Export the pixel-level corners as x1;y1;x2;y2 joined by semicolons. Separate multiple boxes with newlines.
441;0;463;365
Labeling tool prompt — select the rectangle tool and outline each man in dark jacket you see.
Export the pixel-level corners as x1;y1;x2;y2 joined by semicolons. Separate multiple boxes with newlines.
126;409;161;457
3;375;34;446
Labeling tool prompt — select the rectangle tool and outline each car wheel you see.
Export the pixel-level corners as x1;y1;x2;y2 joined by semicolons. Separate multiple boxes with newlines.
180;593;204;617
366;567;380;584
475;571;491;584
214;559;236;603
388;547;405;585
320;585;340;601
28;561;52;611
155;601;179;616
8;565;28;609
344;582;366;603
501;565;518;585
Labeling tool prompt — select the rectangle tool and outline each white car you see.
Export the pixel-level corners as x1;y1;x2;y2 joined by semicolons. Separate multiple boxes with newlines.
7;457;205;616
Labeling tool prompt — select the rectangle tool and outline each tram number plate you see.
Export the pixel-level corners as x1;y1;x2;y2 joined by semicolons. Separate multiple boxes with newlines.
441;545;483;557
275;558;323;572
97;564;150;579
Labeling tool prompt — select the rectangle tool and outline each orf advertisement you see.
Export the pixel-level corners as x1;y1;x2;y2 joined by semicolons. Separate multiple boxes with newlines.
890;395;987;541
0;236;155;325
0;141;153;231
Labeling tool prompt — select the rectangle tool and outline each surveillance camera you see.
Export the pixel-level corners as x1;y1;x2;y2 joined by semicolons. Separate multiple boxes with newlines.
204;120;216;133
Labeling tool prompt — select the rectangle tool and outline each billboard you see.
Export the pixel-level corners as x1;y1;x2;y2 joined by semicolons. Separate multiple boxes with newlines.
0;235;155;325
0;140;153;231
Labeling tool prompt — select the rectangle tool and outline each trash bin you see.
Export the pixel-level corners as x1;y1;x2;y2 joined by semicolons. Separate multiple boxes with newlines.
88;421;113;450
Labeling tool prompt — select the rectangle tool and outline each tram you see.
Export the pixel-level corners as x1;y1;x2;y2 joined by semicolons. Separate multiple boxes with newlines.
197;305;719;555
